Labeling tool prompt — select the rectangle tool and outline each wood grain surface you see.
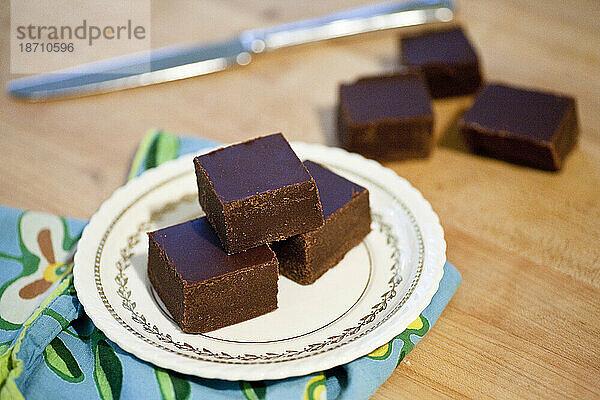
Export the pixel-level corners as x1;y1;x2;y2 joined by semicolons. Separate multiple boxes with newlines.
1;1;599;398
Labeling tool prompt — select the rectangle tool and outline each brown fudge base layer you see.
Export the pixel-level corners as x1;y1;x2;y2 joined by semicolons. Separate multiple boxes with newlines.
148;235;278;333
148;234;185;323
337;105;434;161
461;102;578;171
181;261;278;333
195;160;323;254
272;190;371;285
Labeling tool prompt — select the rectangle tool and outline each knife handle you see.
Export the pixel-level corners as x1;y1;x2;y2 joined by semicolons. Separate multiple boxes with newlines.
240;0;455;53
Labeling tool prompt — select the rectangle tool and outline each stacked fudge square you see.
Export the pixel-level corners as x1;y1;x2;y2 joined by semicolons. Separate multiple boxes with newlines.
147;133;371;333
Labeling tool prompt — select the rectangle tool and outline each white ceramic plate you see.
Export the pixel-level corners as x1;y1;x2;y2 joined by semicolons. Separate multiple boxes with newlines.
74;142;446;381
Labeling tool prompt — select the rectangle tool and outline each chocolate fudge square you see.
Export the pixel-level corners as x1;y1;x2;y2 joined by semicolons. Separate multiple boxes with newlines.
337;73;434;160
459;83;579;171
400;27;482;98
147;217;278;334
272;161;371;285
194;133;324;254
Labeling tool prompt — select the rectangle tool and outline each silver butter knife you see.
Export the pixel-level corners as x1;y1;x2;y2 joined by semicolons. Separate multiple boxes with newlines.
8;0;454;101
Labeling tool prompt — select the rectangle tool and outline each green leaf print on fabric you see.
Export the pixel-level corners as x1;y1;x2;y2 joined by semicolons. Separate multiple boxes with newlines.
0;212;81;331
365;340;394;361
0;341;11;356
394;314;430;366
144;131;179;172
43;337;84;383
128;129;159;180
42;308;71;330
303;373;326;400
92;330;123;400
0;212;41;331
63;319;93;341
366;314;430;366
0;275;75;399
239;380;266;400
155;368;191;400
60;217;81;253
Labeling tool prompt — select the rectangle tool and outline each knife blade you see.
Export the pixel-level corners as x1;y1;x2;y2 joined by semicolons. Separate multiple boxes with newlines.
7;0;454;101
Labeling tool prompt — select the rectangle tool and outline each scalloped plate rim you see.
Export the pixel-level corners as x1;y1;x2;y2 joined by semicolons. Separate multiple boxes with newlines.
73;141;446;381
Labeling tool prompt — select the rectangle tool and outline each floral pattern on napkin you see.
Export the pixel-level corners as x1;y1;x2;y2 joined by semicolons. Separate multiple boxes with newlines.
0;130;461;400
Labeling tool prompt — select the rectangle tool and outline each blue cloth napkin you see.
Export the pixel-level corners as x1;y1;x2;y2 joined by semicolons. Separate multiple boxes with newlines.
0;130;461;400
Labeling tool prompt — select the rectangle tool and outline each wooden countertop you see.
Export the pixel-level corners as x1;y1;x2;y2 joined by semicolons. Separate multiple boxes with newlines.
1;1;598;398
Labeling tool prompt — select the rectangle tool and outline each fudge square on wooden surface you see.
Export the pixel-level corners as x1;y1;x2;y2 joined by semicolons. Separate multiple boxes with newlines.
147;217;278;334
194;133;324;254
271;161;371;285
459;83;579;171
400;26;482;98
337;73;434;161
